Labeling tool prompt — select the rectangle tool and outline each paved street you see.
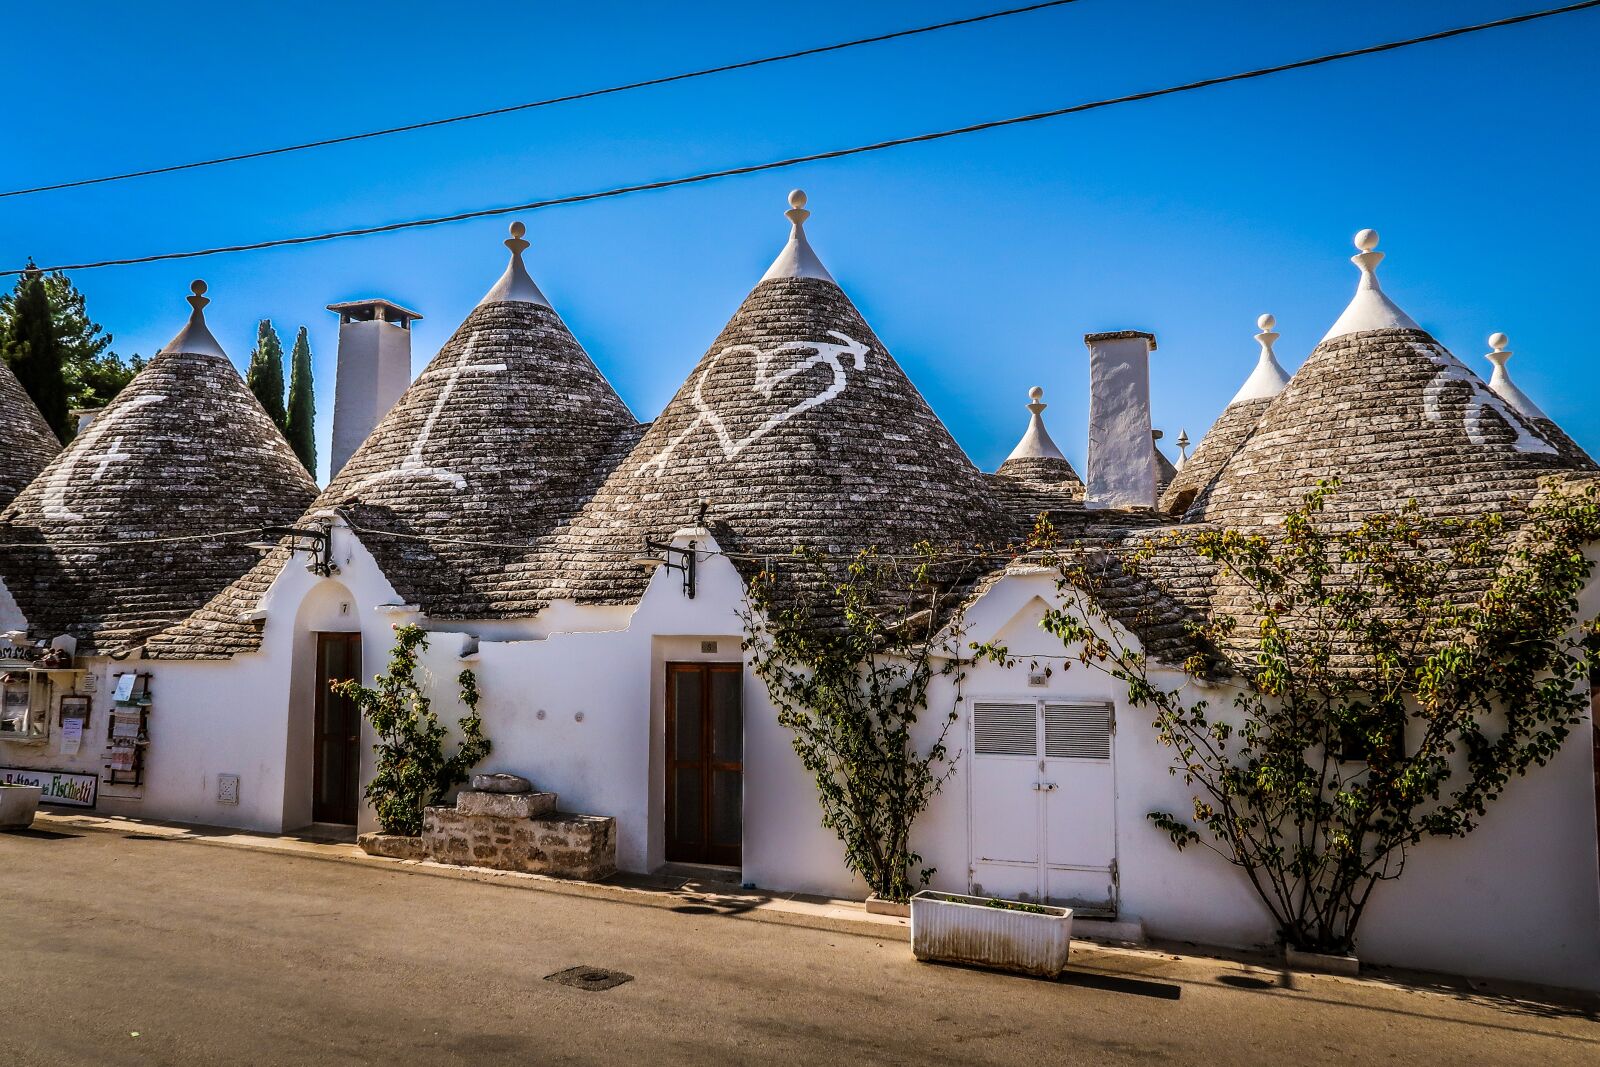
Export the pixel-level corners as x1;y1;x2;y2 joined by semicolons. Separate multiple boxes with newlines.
2;827;1596;1066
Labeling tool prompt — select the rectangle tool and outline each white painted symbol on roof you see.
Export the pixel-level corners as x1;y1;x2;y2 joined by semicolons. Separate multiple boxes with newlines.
1420;345;1555;456
40;393;167;521
641;331;868;476
349;336;507;492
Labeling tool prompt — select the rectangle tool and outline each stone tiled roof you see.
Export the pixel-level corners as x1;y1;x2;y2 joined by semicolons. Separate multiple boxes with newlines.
146;287;639;659
0;292;317;655
0;358;60;509
1160;395;1272;517
1188;327;1593;529
526;273;1007;606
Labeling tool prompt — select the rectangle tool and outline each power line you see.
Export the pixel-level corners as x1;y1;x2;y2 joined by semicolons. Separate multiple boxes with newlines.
7;0;1596;278
0;1;1085;200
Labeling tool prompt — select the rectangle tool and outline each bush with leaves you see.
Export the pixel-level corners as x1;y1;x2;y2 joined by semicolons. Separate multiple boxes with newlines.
742;544;979;902
1025;480;1600;955
331;624;491;836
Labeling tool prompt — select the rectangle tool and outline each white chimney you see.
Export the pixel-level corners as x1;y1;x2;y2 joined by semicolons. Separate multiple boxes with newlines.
326;298;422;478
1083;330;1158;509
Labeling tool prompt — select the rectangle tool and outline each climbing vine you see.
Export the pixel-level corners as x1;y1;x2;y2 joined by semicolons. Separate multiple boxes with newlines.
1021;480;1600;955
332;624;491;836
742;545;980;902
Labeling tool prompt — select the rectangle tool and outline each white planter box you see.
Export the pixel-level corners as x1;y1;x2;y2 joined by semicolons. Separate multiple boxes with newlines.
910;891;1072;978
0;784;42;829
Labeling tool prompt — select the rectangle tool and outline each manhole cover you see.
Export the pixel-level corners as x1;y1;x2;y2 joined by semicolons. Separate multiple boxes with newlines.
544;966;633;992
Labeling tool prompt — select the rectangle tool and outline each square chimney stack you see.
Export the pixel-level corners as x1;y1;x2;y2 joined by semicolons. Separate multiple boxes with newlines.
326;298;422;478
1083;330;1158;510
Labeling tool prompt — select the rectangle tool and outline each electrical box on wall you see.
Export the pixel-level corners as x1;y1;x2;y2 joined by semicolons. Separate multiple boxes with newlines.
217;773;240;805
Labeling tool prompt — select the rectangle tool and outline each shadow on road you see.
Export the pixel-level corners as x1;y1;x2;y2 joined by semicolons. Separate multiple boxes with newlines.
1060;970;1183;1000
2;828;82;840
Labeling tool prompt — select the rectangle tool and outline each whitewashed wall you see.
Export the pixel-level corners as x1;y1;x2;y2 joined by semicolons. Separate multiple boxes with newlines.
22;524;1593;992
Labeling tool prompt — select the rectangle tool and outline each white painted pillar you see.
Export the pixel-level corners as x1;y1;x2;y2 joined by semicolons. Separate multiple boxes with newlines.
1083;330;1158;510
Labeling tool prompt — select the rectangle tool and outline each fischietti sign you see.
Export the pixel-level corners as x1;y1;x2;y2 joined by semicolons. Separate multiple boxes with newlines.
0;767;98;808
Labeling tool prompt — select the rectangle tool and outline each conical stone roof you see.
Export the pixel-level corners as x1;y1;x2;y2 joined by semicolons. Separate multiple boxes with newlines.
0;282;318;654
0;357;60;508
1161;314;1291;516
1188;233;1593;530
146;225;638;656
531;191;1004;606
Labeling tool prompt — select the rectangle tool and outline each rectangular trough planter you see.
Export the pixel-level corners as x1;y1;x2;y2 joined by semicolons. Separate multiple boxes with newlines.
910;891;1072;978
0;784;42;829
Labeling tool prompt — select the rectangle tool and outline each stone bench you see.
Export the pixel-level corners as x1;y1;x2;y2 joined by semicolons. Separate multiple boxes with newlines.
359;786;617;882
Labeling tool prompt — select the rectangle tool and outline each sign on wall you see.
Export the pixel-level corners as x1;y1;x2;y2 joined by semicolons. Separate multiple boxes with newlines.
0;767;98;809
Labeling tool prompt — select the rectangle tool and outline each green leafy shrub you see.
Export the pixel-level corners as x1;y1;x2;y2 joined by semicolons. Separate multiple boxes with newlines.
332;624;491;836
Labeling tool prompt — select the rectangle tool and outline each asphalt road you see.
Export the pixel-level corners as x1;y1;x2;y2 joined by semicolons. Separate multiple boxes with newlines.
1;827;1596;1066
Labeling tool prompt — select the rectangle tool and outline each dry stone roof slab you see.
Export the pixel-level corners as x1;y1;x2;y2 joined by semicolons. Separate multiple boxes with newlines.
0;289;317;655
0;358;60;509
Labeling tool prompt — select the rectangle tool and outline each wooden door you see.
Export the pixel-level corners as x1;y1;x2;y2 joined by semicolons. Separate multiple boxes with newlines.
665;663;743;866
313;632;363;825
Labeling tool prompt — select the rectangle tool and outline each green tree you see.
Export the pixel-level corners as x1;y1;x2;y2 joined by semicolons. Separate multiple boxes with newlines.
0;267;69;441
331;625;491;836
246;319;286;430
284;326;316;474
1021;481;1600;955
742;545;976;902
0;267;142;422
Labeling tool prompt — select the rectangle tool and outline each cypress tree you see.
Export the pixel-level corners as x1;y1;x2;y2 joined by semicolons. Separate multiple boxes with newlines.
0;267;69;442
285;325;317;476
246;319;287;430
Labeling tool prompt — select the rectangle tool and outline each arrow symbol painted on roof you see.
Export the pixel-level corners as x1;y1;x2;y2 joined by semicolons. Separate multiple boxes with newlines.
1419;345;1555;456
641;331;869;476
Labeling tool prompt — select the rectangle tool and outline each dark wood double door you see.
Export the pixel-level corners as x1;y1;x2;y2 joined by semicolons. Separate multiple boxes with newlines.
314;632;363;825
666;663;743;866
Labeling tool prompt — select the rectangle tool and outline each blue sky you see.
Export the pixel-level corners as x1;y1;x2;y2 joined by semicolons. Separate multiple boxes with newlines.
5;1;1597;484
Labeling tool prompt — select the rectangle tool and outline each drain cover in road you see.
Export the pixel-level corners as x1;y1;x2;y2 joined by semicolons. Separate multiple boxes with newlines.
544;966;633;992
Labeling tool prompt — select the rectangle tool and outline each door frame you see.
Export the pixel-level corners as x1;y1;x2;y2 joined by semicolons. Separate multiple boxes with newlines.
964;694;1120;913
312;631;363;825
664;661;744;867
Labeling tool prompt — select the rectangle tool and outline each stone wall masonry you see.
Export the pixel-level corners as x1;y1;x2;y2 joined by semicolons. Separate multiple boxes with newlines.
422;796;616;881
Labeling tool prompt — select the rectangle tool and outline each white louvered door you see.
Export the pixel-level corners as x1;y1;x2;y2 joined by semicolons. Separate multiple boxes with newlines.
969;699;1117;914
969;702;1042;903
1042;702;1117;913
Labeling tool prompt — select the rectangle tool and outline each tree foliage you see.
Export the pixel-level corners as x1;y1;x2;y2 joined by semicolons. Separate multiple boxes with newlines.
742;545;975;902
246;319;287;430
331;624;491;836
285;326;317;474
0;267;69;440
0;266;143;432
1025;480;1600;954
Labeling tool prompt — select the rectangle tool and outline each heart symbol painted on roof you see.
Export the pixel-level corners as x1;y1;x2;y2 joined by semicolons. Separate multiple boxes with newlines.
640;331;869;475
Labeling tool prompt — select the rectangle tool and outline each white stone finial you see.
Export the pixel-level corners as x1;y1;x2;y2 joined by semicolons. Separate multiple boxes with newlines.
1175;428;1190;469
160;278;226;357
1484;330;1549;422
762;188;834;283
1004;384;1067;464
1321;227;1420;341
785;189;811;228
1229;311;1291;405
479;219;550;307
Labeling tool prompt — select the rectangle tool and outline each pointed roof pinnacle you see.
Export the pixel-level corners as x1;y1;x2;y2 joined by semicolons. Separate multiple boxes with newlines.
1229;312;1293;405
1484;331;1550;422
1175;428;1190;469
1004;385;1068;462
760;189;837;284
1321;229;1421;342
160;279;228;358
479;221;552;307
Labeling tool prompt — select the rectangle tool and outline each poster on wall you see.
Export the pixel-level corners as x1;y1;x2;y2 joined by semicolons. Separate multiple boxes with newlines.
0;766;98;808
